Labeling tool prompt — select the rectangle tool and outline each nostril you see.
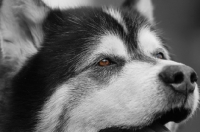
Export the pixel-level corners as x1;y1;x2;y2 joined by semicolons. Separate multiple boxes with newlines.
190;72;198;83
173;72;184;84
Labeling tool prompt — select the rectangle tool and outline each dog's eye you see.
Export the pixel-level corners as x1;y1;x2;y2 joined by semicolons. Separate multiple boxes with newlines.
155;52;165;59
98;59;112;66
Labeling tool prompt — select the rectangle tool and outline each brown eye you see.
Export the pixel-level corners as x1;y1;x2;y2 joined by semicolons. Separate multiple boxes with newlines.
98;59;111;66
156;52;165;59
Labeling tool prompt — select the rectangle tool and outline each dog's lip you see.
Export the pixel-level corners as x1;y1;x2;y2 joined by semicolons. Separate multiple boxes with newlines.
154;107;191;124
99;108;191;132
139;108;191;132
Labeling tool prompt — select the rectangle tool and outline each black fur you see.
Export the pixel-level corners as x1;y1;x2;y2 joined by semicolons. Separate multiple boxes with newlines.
4;7;152;131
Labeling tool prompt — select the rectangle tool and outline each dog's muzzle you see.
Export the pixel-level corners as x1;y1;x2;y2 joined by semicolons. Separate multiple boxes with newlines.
100;65;198;132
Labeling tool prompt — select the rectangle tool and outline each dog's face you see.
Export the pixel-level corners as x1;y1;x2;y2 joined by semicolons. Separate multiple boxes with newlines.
1;0;199;132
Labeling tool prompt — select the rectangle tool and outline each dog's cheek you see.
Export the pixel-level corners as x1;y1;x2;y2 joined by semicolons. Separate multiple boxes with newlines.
108;62;169;119
35;84;72;132
186;83;199;116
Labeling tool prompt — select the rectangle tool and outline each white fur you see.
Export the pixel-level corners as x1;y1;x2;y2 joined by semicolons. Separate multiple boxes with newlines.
165;122;180;132
36;84;71;132
138;27;170;59
41;0;94;9
1;0;38;59
188;83;199;115
136;0;154;23
0;0;48;76
95;33;128;58
103;8;128;33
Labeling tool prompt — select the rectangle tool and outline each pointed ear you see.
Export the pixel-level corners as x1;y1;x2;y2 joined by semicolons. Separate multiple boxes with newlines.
0;0;49;72
122;0;154;23
13;0;50;48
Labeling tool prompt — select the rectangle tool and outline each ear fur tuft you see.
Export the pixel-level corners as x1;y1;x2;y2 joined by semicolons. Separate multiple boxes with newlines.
122;0;154;23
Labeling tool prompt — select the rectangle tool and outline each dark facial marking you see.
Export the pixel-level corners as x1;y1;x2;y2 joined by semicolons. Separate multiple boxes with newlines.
5;7;154;131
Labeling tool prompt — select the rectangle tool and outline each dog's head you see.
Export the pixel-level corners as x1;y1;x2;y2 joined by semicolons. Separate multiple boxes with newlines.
1;0;199;132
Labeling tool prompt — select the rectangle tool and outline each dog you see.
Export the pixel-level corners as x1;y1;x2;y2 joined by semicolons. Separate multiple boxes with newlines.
0;0;199;132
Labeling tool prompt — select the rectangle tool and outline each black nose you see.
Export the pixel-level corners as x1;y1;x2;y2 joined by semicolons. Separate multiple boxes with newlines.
159;65;198;94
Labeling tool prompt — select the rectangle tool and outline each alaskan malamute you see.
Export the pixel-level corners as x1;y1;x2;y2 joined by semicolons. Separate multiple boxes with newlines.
0;0;199;132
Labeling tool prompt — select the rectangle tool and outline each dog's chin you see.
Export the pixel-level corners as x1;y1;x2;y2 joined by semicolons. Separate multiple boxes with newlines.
99;108;191;132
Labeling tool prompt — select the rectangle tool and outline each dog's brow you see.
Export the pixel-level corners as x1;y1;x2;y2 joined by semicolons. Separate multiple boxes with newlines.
103;8;128;34
94;33;129;58
138;27;170;59
76;33;129;71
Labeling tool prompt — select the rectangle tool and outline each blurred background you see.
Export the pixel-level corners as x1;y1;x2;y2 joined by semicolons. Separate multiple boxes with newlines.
97;0;200;131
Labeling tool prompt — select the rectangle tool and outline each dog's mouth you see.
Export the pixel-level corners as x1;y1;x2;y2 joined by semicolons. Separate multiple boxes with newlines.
99;108;191;132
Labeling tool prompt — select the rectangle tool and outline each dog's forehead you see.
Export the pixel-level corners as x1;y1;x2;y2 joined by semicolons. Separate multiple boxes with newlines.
88;8;165;59
103;8;128;34
43;7;166;67
91;28;164;61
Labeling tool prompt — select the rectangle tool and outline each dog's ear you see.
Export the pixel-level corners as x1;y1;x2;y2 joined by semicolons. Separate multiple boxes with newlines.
0;0;49;73
122;0;154;23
